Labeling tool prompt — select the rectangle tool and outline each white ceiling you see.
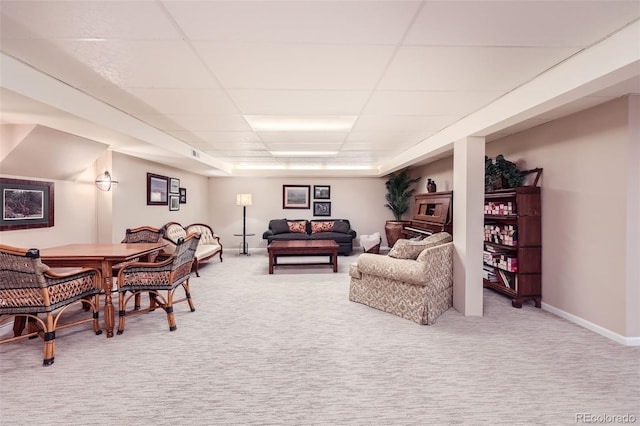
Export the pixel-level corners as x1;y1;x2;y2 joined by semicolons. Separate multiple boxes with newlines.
1;0;639;177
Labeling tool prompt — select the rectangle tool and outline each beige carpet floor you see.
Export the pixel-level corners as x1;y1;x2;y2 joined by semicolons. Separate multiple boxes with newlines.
1;250;638;425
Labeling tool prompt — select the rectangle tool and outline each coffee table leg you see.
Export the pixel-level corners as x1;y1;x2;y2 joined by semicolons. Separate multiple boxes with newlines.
268;251;274;274
333;250;338;272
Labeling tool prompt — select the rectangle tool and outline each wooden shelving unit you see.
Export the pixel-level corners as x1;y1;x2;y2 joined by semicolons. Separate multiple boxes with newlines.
482;185;542;308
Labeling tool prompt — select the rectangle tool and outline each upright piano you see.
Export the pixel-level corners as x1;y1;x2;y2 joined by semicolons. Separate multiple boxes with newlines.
401;191;453;238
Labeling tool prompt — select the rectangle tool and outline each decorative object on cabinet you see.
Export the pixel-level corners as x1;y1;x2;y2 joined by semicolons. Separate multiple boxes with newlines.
283;185;310;209
427;179;437;193
313;201;331;216
95;170;118;191
147;173;168;206
384;169;420;247
313;185;330;199
0;178;54;231
483;169;543;308
485;155;524;192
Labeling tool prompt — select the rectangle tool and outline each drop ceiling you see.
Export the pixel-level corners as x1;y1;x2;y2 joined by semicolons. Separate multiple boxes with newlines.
1;1;639;177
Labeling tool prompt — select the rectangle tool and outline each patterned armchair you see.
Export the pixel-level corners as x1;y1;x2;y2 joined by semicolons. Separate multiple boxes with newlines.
116;233;200;334
0;244;102;366
349;232;454;325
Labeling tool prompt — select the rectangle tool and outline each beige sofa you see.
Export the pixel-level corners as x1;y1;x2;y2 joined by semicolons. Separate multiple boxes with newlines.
349;232;453;325
162;222;223;276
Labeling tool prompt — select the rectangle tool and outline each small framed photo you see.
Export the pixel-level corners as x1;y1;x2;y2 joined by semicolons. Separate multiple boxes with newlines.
169;195;180;211
179;187;187;204
314;185;330;199
0;178;54;231
169;178;180;194
147;173;168;206
313;201;331;216
283;185;310;209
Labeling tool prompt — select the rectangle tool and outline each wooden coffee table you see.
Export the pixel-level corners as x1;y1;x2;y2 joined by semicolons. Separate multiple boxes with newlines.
268;240;339;274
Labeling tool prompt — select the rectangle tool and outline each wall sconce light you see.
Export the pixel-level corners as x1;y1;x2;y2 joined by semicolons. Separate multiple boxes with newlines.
95;170;118;191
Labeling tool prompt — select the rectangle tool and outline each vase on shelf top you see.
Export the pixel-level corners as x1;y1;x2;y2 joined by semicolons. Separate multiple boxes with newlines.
427;179;437;193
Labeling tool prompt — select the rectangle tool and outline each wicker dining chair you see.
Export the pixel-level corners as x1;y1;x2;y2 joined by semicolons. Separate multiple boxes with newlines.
116;233;200;334
113;226;165;310
0;244;102;366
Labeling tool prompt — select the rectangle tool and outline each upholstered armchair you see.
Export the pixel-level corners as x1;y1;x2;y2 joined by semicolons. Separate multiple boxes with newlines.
349;232;454;325
0;244;102;366
116;233;200;334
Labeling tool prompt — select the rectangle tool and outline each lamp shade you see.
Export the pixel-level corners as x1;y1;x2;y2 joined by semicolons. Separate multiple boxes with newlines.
236;193;252;206
95;170;118;191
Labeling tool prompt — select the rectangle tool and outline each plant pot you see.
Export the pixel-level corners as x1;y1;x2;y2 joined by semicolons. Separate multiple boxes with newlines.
384;221;407;248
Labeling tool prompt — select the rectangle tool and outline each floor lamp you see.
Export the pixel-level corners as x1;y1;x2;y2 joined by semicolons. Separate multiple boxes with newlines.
236;194;252;255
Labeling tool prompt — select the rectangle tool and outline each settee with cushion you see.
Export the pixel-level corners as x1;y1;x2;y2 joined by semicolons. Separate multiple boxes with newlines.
349;232;453;325
262;219;356;255
162;222;223;276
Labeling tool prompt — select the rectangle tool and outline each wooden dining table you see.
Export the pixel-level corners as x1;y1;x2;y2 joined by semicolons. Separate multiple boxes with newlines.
40;243;167;338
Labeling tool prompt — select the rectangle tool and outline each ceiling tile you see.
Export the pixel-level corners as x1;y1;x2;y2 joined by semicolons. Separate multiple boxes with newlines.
406;1;640;47
166;0;421;44
164;114;252;132
192;131;263;144
257;131;348;144
363;90;503;116
0;0;181;40
378;46;579;91
228;89;370;115
194;42;395;90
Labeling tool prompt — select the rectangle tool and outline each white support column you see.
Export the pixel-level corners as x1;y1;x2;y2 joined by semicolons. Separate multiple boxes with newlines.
452;136;485;316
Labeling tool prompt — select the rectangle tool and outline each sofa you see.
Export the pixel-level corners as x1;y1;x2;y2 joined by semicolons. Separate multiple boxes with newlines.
349;232;453;325
262;219;357;255
162;222;223;276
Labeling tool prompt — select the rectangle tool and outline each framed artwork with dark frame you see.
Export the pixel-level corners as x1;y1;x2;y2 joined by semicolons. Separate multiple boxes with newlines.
313;201;331;217
169;195;180;211
313;185;330;199
0;178;54;231
179;187;187;204
282;185;310;209
147;173;168;206
169;177;180;194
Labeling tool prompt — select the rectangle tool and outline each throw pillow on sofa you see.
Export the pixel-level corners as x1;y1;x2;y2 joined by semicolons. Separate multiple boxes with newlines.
331;221;350;233
287;220;307;233
311;221;334;233
270;219;290;235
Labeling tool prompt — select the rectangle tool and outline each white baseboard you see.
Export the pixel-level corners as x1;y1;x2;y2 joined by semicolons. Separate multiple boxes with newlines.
542;302;640;346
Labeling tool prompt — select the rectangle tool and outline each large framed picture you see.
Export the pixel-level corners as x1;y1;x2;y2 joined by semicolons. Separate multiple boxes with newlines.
282;185;310;209
313;201;331;216
147;173;168;206
314;185;330;199
0;178;54;231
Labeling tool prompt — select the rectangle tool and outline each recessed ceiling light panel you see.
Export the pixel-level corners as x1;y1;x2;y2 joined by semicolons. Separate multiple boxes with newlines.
244;115;357;132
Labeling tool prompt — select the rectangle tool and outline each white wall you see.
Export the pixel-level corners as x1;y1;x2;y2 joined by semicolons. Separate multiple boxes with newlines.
208;176;388;252
110;152;210;242
0;168;97;248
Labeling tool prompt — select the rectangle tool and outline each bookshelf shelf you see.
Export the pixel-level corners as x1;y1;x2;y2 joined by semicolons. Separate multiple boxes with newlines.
483;186;542;308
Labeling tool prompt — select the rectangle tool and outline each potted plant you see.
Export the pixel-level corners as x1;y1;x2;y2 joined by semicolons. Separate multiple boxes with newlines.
384;169;420;247
485;155;523;192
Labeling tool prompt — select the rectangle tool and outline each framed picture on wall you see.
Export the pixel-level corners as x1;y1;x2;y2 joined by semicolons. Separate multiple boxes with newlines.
313;201;331;216
0;178;54;231
147;173;168;205
283;185;310;209
313;185;330;199
179;187;187;204
169;195;180;211
169;178;180;194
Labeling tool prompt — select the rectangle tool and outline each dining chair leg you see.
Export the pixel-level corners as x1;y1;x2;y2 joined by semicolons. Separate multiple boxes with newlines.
43;313;55;366
165;290;177;331
91;294;102;335
183;280;196;312
117;291;127;335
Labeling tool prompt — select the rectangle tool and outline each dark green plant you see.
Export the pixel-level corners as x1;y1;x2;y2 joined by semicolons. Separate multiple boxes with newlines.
385;169;421;221
485;154;523;191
